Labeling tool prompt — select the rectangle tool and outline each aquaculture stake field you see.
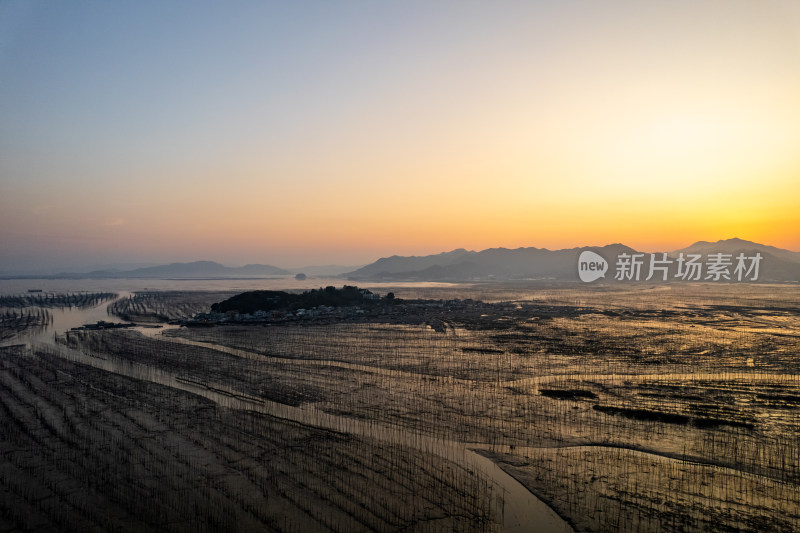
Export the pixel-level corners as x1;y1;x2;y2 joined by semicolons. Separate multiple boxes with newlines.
1;282;798;532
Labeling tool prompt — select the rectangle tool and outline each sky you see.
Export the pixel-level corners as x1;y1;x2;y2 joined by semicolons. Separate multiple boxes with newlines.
1;1;799;272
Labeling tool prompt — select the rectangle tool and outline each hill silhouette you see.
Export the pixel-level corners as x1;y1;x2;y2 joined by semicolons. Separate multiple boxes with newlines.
346;240;799;282
346;244;637;281
83;261;290;279
211;286;381;314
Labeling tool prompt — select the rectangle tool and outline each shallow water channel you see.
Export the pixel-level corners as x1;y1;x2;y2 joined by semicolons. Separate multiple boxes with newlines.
15;294;573;532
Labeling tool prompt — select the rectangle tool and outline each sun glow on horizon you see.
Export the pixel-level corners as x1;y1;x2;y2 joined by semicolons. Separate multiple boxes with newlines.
1;1;799;270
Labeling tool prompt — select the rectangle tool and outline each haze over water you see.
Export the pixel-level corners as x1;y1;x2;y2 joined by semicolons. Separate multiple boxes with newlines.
2;1;799;274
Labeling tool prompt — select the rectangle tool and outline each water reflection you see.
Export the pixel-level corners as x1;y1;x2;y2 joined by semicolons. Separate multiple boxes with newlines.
8;290;572;532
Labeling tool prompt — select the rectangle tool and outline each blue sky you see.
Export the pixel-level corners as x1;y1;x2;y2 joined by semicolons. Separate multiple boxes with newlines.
2;1;799;272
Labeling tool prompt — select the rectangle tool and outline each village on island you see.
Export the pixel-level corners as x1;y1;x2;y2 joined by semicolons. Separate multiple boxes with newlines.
184;285;488;330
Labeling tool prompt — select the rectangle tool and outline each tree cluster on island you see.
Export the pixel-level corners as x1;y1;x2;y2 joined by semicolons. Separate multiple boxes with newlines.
210;286;395;315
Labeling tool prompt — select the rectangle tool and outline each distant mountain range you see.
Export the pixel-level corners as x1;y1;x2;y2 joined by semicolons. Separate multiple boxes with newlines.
2;261;290;280
91;261;292;278
2;239;797;281
675;238;800;263
345;239;800;282
288;264;367;277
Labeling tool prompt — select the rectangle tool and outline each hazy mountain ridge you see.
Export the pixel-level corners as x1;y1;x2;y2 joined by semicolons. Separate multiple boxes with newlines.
359;249;474;275
346;244;637;281
346;239;800;282
1;261;290;280
90;261;290;278
677;238;800;263
288;264;367;277
671;239;800;283
2;239;796;281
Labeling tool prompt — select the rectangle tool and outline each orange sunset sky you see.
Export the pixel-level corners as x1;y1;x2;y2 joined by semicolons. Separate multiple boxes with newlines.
1;1;799;272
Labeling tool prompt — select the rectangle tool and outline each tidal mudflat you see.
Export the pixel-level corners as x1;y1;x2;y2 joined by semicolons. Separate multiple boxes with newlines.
1;283;798;531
